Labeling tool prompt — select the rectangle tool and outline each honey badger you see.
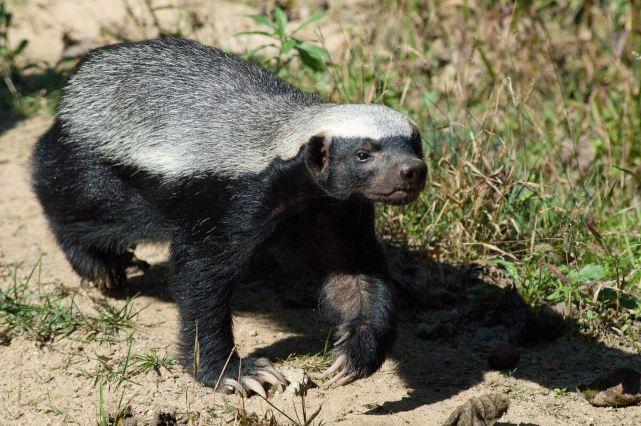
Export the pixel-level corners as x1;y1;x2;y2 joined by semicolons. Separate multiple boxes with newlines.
31;38;427;397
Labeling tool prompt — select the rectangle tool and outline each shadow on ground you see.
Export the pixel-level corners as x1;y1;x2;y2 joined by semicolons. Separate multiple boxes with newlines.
0;66;68;135
117;246;641;416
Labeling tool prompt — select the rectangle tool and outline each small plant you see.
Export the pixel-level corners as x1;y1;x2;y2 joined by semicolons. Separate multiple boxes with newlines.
86;296;142;342
0;1;28;113
0;261;79;345
80;346;176;387
236;7;330;73
97;377;131;426
0;261;141;345
0;2;28;75
553;387;568;397
133;350;176;376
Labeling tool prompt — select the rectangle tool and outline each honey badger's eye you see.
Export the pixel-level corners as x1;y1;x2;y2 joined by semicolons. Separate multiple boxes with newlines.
355;151;371;162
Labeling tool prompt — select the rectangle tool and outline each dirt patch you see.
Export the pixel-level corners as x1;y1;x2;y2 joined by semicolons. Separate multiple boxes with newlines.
7;0;257;66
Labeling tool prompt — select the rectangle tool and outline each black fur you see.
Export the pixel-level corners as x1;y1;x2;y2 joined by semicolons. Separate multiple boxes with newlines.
31;39;426;390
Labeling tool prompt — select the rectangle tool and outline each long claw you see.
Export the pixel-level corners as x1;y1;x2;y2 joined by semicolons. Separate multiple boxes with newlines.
325;369;346;387
260;364;288;386
331;373;355;388
256;370;283;388
215;358;288;398
334;332;350;347
130;257;150;272
320;355;345;379
221;385;235;394
242;377;267;398
223;378;247;397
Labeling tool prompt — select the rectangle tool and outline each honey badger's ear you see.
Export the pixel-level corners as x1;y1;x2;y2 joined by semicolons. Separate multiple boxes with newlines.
304;133;331;176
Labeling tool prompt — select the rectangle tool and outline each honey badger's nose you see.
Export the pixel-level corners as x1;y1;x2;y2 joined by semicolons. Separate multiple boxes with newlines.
399;160;427;187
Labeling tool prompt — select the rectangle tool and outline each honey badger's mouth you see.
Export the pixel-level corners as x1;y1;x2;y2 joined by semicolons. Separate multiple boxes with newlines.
365;188;422;205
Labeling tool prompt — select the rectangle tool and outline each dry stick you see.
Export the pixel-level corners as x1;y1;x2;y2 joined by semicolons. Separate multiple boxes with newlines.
544;39;589;198
189;319;200;416
630;0;641;60
304;404;322;426
301;390;307;424
292;398;302;425
213;346;239;392
423;199;449;237
192;320;199;378
530;214;539;254
399;78;411;108
257;394;299;425
143;0;167;36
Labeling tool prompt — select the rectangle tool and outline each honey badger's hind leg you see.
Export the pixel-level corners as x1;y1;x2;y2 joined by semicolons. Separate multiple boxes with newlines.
51;227;150;291
31;121;159;290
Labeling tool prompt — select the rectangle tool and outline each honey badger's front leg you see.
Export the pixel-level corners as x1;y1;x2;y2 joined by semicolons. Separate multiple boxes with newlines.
308;201;398;387
319;272;397;386
170;185;290;398
171;233;289;397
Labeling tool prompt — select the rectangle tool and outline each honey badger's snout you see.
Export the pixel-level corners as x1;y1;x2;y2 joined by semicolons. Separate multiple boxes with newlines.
364;152;427;206
398;157;427;190
383;156;426;204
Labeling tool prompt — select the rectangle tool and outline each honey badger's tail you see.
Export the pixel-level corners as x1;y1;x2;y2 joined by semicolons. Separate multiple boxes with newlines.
30;120;165;288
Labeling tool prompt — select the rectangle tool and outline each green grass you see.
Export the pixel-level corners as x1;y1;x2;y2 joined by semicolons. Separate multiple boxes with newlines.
2;5;638;424
0;260;141;345
133;349;177;375
553;387;569;397
78;342;176;385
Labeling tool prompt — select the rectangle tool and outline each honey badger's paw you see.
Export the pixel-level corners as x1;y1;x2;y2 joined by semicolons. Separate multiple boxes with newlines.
104;251;150;289
217;358;289;398
320;326;392;388
82;250;151;291
320;353;354;387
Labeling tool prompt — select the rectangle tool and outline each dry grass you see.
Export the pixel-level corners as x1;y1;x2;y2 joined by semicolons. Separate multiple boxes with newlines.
286;0;641;342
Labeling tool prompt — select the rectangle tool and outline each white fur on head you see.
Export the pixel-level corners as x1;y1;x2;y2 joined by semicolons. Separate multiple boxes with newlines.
279;104;416;161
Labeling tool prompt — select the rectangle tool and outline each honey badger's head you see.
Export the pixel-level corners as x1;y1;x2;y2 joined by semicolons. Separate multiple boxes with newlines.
303;104;426;205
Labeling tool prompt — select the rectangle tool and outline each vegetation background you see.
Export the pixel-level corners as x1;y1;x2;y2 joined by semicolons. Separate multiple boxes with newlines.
1;0;640;424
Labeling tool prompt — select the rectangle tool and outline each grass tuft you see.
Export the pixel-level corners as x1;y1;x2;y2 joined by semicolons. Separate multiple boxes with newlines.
0;261;141;345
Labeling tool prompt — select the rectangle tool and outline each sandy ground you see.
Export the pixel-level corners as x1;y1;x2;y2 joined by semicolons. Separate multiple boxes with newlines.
2;1;641;425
